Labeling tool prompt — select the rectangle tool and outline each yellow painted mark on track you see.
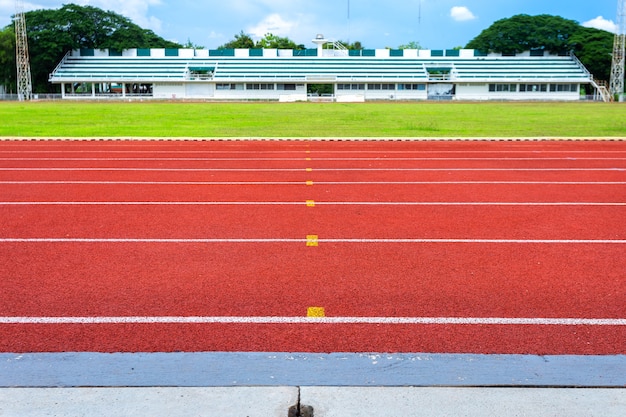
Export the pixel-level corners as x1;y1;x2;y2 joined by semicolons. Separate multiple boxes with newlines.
307;307;326;318
306;168;313;172
306;157;312;161
306;200;316;207
306;180;314;186
306;235;319;247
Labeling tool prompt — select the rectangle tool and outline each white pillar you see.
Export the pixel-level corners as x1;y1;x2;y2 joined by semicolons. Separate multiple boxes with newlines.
312;34;327;57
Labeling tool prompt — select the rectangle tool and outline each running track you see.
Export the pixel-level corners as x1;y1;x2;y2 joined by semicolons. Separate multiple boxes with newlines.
1;139;625;355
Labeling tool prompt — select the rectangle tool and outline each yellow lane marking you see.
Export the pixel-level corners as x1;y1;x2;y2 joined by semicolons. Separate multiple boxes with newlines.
306;180;314;186
306;168;313;172
307;307;326;318
306;200;316;207
306;235;319;247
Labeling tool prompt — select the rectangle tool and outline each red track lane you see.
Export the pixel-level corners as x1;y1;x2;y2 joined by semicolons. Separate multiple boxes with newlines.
2;205;625;240
1;158;625;170
1;183;624;203
1;243;624;354
1;140;625;354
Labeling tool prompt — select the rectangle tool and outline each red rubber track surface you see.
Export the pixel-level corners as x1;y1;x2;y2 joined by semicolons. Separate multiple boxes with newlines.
1;140;625;354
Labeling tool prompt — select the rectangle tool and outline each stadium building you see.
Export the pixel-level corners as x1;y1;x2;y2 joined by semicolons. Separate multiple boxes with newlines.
49;35;607;101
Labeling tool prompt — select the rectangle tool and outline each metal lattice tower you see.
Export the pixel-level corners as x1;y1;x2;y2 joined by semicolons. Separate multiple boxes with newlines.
15;0;33;101
610;0;626;98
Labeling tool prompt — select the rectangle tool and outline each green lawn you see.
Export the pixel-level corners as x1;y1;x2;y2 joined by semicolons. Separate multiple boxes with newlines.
1;101;624;138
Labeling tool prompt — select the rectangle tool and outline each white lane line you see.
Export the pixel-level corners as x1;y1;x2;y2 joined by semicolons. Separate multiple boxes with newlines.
1;201;625;207
1;238;625;244
0;167;624;172
1;181;625;185
1;316;624;326
2;157;626;161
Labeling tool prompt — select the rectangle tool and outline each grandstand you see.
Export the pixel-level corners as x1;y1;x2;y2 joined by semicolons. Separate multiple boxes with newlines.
48;36;603;101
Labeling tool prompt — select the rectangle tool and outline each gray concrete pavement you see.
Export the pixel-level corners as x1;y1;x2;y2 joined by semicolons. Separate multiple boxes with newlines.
1;387;625;417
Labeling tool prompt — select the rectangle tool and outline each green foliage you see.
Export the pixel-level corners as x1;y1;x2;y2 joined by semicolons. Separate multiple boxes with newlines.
183;38;205;49
307;84;334;95
466;14;580;54
0;3;181;93
569;27;614;82
466;14;615;81
219;31;305;50
0;26;15;93
256;33;304;50
219;31;255;49
398;41;422;50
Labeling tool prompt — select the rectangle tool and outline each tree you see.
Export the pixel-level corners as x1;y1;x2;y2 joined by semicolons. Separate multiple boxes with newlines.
183;38;205;49
466;14;580;55
398;41;422;50
466;14;615;81
256;33;303;50
569;26;614;82
219;31;255;49
0;26;15;93
0;4;181;93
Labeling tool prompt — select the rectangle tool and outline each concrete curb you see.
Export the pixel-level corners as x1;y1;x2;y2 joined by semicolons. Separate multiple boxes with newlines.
3;353;625;387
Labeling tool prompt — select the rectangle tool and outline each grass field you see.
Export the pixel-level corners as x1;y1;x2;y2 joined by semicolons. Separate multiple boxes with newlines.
1;101;624;138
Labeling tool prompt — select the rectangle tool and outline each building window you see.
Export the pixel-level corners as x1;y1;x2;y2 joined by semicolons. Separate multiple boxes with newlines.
216;83;243;90
520;84;547;92
489;84;517;92
246;83;275;90
550;84;578;92
398;84;425;91
277;84;297;91
368;84;395;90
338;84;365;90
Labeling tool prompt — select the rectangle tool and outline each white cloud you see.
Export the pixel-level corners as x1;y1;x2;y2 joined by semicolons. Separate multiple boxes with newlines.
247;13;296;39
450;6;476;22
582;16;617;33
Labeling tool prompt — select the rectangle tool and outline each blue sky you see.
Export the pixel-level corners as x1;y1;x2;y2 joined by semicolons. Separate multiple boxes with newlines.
1;1;621;49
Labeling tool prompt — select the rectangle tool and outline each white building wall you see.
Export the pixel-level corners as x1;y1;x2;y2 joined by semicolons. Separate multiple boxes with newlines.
153;83;185;99
185;83;213;98
455;84;491;100
179;49;195;58
456;83;581;101
365;91;399;101
375;49;390;58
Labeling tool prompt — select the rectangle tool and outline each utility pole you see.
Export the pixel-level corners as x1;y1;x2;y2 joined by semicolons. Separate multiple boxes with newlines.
15;0;33;101
610;0;625;100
